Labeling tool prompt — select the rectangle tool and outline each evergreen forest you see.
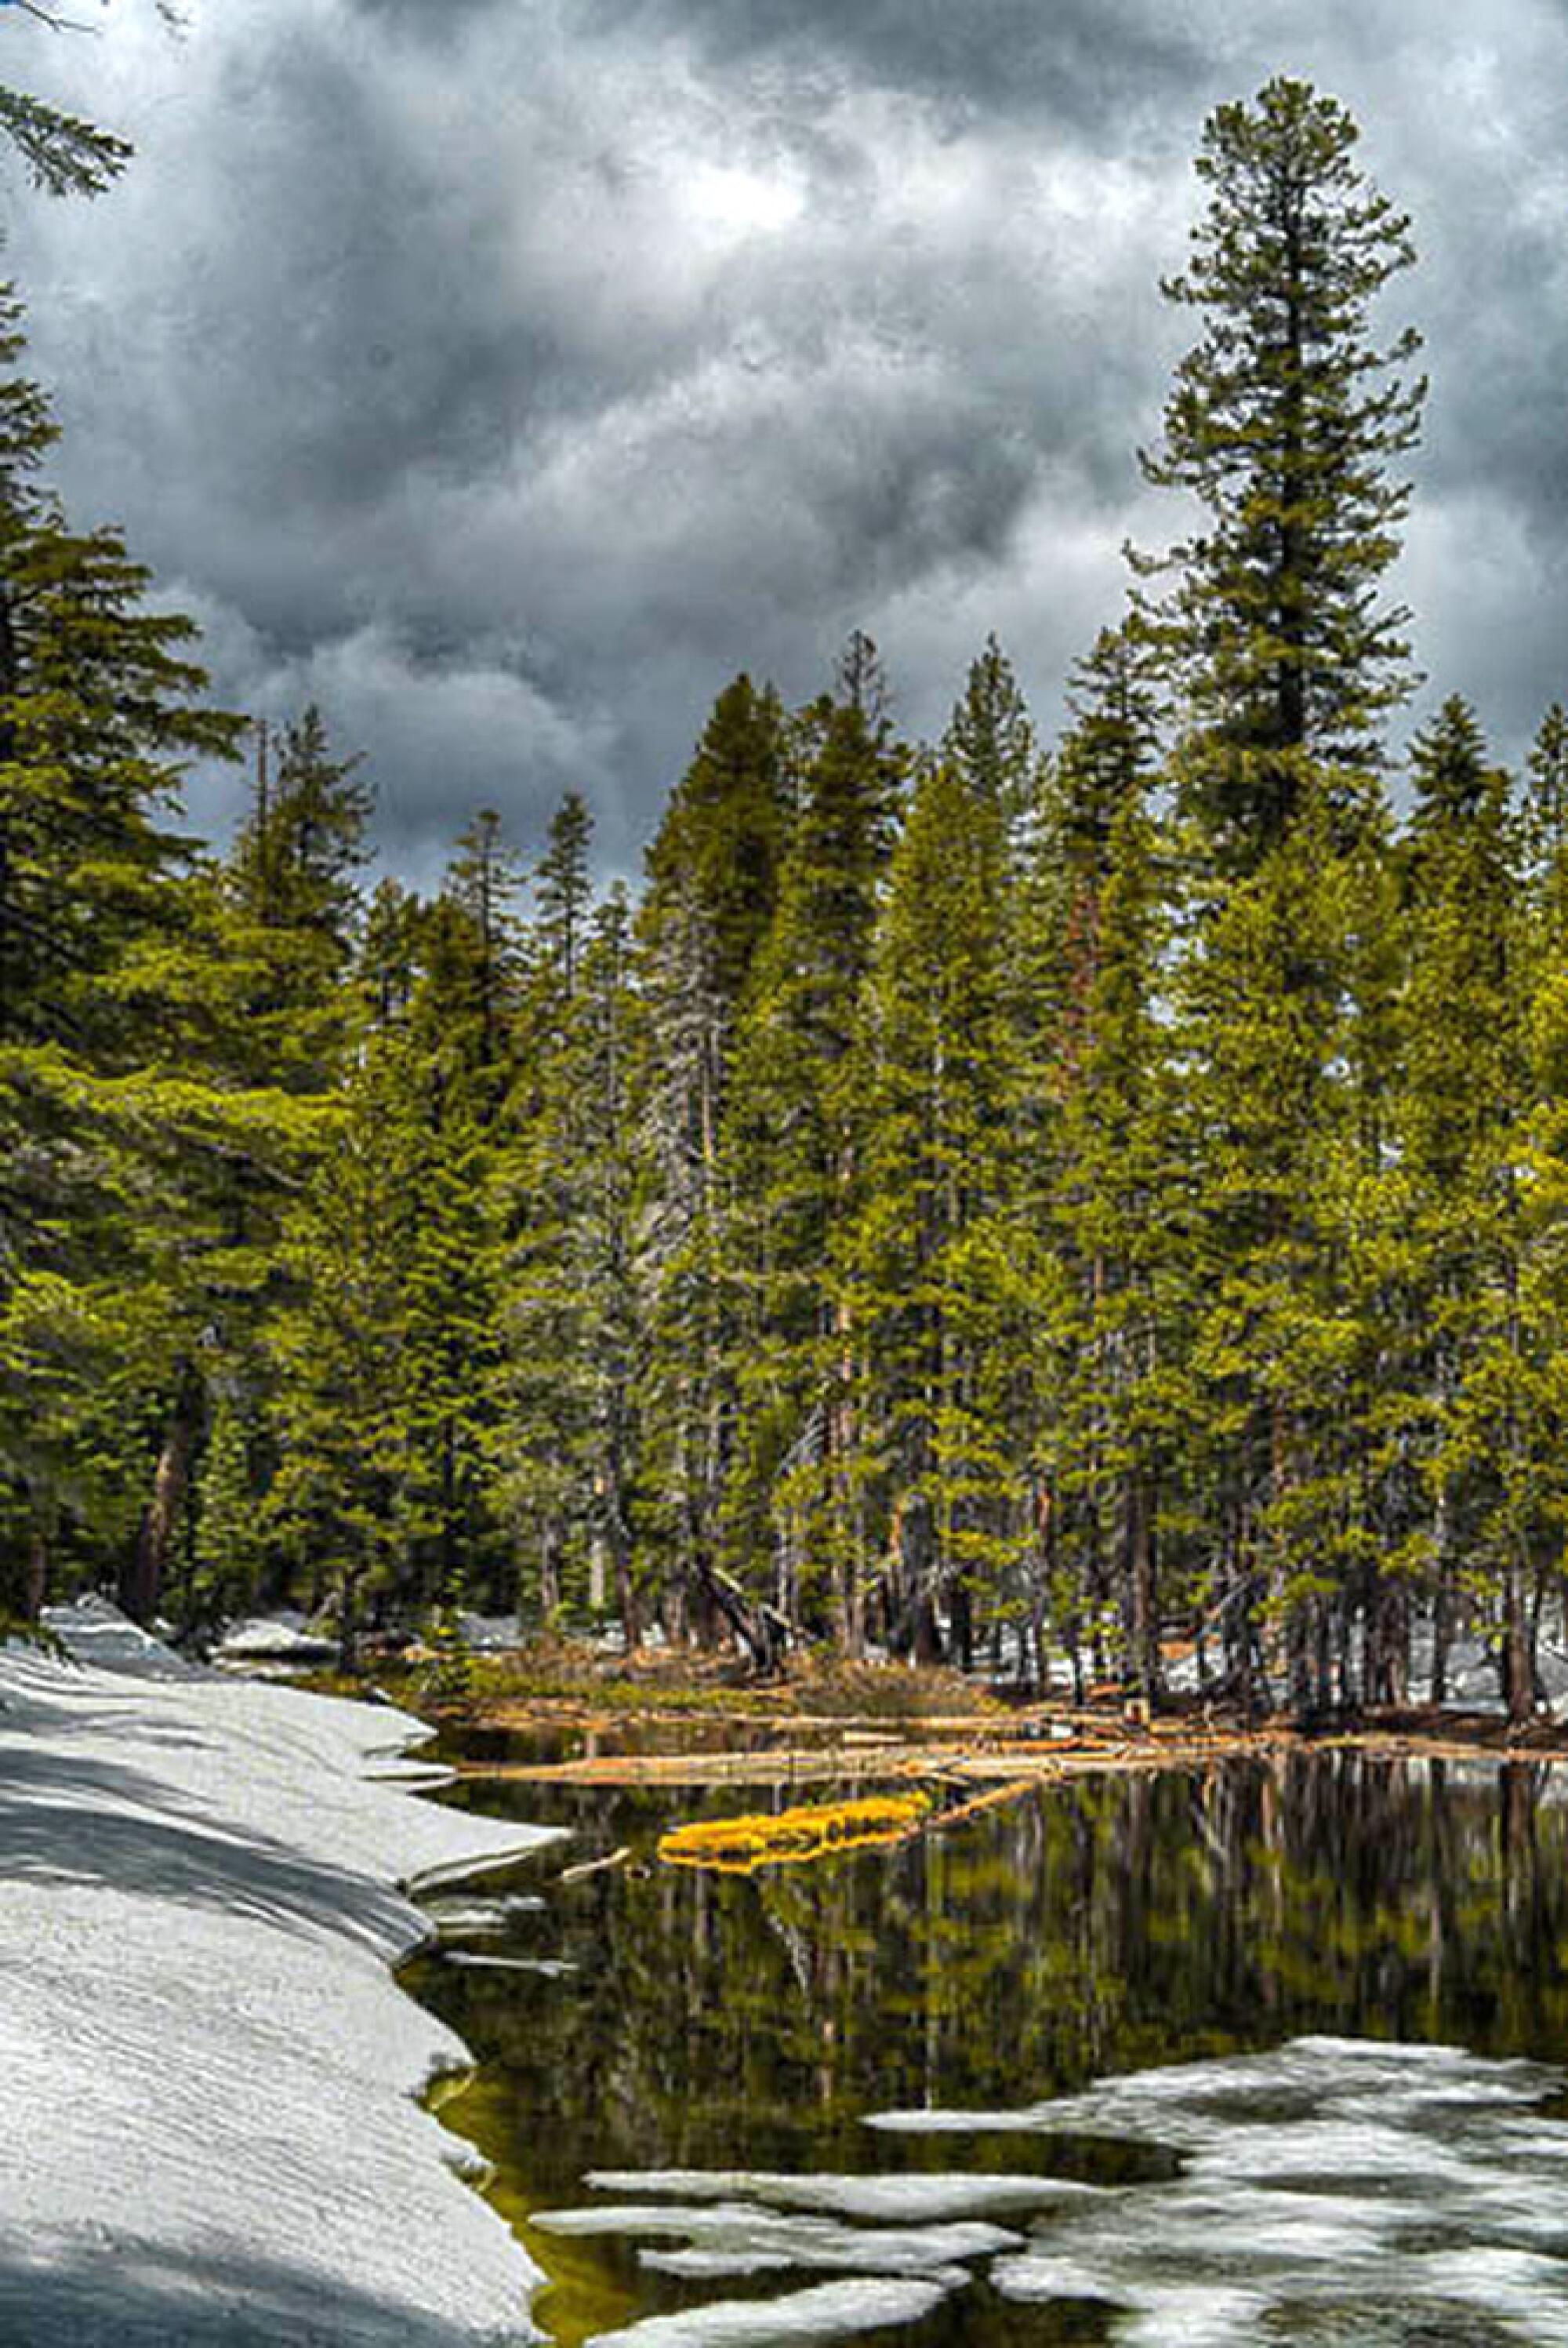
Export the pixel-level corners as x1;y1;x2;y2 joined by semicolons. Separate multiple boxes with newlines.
9;74;1566;1725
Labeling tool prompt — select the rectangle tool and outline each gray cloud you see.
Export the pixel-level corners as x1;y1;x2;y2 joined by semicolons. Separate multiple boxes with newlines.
7;0;1568;877
582;0;1212;137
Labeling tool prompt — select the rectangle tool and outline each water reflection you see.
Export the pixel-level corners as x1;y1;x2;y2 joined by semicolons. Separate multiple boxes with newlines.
406;1754;1568;2345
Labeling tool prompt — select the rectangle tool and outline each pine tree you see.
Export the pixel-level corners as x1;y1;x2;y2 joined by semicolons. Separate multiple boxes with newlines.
1044;776;1185;1703
216;707;374;1092
1138;76;1424;865
1399;699;1536;1719
844;759;1022;1666
572;889;643;1641
358;877;425;1032
0;282;249;1616
1524;703;1568;923
494;801;643;1631
719;646;906;1649
634;676;789;1646
534;789;593;998
111;706;377;1629
268;1031;429;1662
432;805;525;1119
1180;800;1365;1714
387;815;526;1607
1032;621;1164;1071
942;634;1042;843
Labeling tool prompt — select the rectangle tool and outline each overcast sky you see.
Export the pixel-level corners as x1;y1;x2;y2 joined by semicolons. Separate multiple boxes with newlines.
10;0;1568;882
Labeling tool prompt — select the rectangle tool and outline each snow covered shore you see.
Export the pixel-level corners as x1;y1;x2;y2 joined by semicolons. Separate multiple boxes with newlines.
0;1601;562;2346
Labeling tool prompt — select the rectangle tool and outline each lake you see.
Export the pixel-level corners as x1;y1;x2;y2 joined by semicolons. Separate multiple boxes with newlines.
404;1749;1568;2345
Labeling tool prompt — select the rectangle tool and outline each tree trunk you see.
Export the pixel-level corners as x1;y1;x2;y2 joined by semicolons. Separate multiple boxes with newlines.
1369;1576;1410;1707
538;1532;561;1622
603;1425;638;1651
913;1594;945;1667
887;1489;935;1659
337;1555;365;1673
828;1300;863;1659
949;1574;974;1675
1502;1551;1534;1728
697;1559;789;1677
1123;1468;1160;1703
24;1514;46;1620
121;1364;202;1626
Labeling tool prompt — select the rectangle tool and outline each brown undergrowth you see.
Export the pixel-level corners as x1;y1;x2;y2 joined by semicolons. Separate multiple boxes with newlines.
448;1639;1000;1718
394;1635;1568;1792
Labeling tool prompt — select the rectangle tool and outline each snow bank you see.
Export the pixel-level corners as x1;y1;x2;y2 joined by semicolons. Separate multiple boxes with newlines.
0;1601;563;2346
211;1612;338;1669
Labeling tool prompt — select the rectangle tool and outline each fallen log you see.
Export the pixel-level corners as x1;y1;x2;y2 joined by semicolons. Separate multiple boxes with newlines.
658;1792;931;1874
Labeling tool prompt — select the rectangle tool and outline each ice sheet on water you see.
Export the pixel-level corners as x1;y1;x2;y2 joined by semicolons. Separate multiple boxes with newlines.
441;1950;575;1975
863;2105;1052;2135
423;1892;546;1936
534;2201;1017;2278
879;2037;1568;2343
583;2167;1094;2222
585;2276;952;2346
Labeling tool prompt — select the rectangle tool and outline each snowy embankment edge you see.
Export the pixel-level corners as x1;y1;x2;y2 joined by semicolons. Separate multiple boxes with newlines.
0;1602;565;2347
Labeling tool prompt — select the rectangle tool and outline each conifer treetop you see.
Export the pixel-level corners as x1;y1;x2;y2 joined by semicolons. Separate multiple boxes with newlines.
1137;75;1425;863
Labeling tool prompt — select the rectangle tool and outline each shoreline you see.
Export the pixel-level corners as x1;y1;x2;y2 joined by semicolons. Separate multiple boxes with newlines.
434;1685;1568;1797
0;1601;563;2347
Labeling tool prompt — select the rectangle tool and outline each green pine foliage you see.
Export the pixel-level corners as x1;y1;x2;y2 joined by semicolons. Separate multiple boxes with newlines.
717;645;906;1649
844;758;1022;1665
20;69;1568;1722
633;675;790;1642
1138;75;1424;866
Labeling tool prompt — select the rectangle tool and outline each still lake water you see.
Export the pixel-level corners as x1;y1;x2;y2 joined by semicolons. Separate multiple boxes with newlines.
405;1750;1568;2346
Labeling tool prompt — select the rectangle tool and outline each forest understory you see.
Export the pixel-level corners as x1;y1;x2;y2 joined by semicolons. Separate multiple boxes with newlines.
369;1633;1568;1794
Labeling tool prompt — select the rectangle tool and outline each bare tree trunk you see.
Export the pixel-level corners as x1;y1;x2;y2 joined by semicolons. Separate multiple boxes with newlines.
121;1365;202;1626
1502;1549;1534;1728
829;1299;863;1659
697;1559;789;1676
1430;1462;1454;1705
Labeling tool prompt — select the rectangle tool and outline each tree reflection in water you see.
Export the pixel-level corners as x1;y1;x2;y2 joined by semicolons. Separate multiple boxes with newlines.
407;1755;1568;2346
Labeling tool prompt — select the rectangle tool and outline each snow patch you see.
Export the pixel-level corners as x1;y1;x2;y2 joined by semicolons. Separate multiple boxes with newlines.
0;1604;564;2345
533;2202;1017;2278
583;2166;1094;2222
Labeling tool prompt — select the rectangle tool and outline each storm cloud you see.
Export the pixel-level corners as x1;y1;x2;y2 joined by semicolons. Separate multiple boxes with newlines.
10;0;1568;879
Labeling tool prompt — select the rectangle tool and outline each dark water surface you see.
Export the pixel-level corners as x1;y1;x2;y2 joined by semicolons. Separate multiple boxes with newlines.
404;1752;1568;2346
